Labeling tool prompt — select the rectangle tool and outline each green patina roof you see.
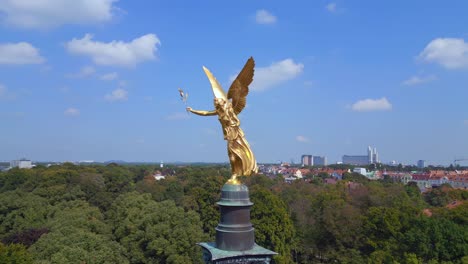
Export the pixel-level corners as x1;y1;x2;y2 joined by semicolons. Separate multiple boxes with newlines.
197;242;277;261
216;183;253;207
221;183;249;192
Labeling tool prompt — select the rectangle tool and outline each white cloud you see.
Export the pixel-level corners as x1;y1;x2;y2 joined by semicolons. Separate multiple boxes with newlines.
66;33;161;67
166;112;190;121
64;107;80;116
419;38;468;69
105;88;127;102
296;135;310;143
0;0;118;29
99;72;118;81
402;75;437;86
326;3;337;12
351;97;392;112
0;42;45;64
66;66;95;78
255;9;277;24
251;59;304;91
80;66;95;76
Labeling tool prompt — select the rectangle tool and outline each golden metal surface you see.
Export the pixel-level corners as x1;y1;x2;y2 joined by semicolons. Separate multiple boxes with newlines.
187;57;258;185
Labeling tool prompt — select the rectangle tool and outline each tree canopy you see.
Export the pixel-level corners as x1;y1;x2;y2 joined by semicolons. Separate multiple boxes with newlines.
0;164;466;263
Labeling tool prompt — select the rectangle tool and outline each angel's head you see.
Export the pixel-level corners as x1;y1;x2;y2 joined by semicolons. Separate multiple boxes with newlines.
214;98;234;114
214;98;226;109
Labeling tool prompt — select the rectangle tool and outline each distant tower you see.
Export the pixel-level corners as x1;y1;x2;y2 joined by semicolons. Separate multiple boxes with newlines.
160;161;164;168
301;155;313;166
368;146;374;164
417;160;426;169
373;147;379;163
313;156;327;166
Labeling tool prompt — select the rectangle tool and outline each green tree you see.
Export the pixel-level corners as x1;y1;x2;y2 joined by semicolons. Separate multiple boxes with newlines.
424;186;451;206
403;253;422;264
0;168;34;192
303;184;365;263
135;175;167;202
0;242;33;264
162;177;185;204
250;186;295;264
183;175;224;239
361;207;403;257
0;191;49;238
26;167;87;205
107;192;206;264
278;181;319;262
29;200;128;264
405;182;421;200
401;216;467;262
317;172;329;179
102;165;135;194
342;172;369;184
431;202;468;226
31;231;128;264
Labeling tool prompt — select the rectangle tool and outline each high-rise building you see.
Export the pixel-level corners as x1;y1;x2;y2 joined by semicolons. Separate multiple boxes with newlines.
368;146;374;164
10;158;33;169
343;146;379;165
302;155;328;166
342;155;369;166
373;147;379;163
313;156;327;166
301;155;313;166
417;160;426;169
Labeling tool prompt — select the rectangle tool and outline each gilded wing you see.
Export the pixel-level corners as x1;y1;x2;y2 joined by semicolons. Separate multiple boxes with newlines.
203;66;227;100
227;57;255;115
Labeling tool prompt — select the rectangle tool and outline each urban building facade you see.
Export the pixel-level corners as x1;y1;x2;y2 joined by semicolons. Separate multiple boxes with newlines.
343;155;369;166
301;155;327;166
10;159;33;169
342;146;379;165
301;155;313;166
417;160;426;169
372;147;379;164
313;156;327;166
353;167;367;176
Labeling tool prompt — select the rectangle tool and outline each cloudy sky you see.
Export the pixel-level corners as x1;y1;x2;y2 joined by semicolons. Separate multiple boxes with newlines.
1;0;467;165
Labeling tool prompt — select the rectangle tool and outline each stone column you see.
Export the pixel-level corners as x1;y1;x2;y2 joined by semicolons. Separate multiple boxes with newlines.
215;184;254;251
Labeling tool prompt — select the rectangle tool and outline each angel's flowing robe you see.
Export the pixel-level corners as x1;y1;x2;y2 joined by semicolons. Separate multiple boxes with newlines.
218;106;258;177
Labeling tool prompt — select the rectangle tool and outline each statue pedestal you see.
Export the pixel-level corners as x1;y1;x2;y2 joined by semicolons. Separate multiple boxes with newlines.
198;183;277;264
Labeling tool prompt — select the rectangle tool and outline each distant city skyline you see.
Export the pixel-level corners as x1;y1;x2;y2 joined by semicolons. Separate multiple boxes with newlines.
1;1;467;165
3;149;468;167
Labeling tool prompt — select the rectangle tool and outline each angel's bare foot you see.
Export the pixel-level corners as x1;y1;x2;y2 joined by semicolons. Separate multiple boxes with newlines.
227;174;240;185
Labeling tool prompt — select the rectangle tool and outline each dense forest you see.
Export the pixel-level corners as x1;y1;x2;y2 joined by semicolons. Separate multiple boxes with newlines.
0;163;466;263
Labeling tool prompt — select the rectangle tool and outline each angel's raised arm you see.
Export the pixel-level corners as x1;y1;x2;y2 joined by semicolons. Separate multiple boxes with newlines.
187;107;217;116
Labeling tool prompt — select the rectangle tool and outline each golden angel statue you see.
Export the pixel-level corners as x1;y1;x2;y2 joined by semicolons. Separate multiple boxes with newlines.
186;57;258;185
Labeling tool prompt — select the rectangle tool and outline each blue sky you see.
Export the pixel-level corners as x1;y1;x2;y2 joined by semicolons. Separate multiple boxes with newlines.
0;0;467;165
